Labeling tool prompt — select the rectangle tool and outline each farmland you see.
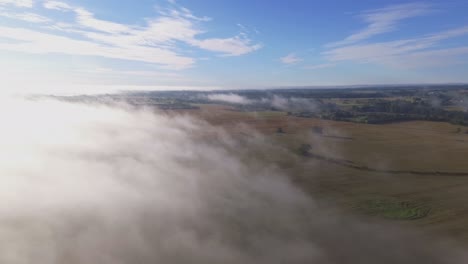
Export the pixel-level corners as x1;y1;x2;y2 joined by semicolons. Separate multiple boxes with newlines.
180;102;468;243
56;86;468;243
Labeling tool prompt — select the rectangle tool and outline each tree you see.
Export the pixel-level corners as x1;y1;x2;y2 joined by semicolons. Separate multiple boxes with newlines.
299;144;312;156
312;126;323;135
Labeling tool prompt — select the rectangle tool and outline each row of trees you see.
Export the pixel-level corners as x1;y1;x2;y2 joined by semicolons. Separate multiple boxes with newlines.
290;98;468;126
352;99;468;125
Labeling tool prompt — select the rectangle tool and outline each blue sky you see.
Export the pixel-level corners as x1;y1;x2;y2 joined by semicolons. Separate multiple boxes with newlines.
0;0;467;93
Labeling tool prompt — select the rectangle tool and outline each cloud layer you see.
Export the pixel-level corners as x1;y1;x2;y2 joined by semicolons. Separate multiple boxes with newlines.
328;3;432;48
315;3;468;71
206;93;320;112
207;93;254;104
0;97;465;263
0;0;261;70
280;53;302;65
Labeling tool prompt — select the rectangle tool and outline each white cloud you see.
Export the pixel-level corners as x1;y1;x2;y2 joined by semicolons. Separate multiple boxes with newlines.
375;46;468;69
0;0;33;8
206;93;253;104
0;1;261;70
80;15;259;58
328;3;432;47
305;63;335;70
324;26;468;69
191;35;262;56
0;97;461;263
0;11;50;22
280;53;302;64
0;26;195;69
43;0;72;11
74;7;131;34
317;3;468;71
206;94;320;112
0;97;313;263
267;95;320;112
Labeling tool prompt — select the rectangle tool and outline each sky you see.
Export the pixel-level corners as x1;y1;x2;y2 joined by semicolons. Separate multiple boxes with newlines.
0;0;467;93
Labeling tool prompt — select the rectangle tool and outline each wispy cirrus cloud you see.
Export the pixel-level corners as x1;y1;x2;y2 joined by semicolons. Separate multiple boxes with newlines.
0;0;33;8
192;34;262;57
0;25;195;69
305;63;335;70
324;25;468;69
0;11;50;22
42;0;71;11
73;7;131;34
0;0;261;70
280;53;302;65
320;3;468;70
328;2;432;47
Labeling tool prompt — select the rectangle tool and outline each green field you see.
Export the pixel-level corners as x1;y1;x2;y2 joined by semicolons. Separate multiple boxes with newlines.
356;198;431;220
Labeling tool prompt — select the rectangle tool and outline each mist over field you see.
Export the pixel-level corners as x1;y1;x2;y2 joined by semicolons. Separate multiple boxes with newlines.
0;96;464;264
206;93;320;112
206;93;254;104
1;0;468;261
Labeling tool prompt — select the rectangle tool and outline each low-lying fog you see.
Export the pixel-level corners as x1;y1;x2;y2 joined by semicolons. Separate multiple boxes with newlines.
0;96;464;263
206;93;320;112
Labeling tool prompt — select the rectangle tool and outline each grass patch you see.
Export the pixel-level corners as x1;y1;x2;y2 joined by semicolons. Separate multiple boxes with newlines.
357;198;431;220
247;111;287;118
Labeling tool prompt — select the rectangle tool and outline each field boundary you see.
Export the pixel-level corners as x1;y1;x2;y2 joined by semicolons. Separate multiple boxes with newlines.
305;152;468;177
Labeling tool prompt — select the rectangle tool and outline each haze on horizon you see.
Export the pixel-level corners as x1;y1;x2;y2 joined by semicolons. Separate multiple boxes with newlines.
0;0;467;94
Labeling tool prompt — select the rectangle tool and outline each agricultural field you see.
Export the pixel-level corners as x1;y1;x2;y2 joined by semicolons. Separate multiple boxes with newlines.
57;86;468;244
181;103;468;244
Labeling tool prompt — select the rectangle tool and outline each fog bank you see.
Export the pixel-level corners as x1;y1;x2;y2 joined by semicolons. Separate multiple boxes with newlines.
206;93;320;112
0;97;464;264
